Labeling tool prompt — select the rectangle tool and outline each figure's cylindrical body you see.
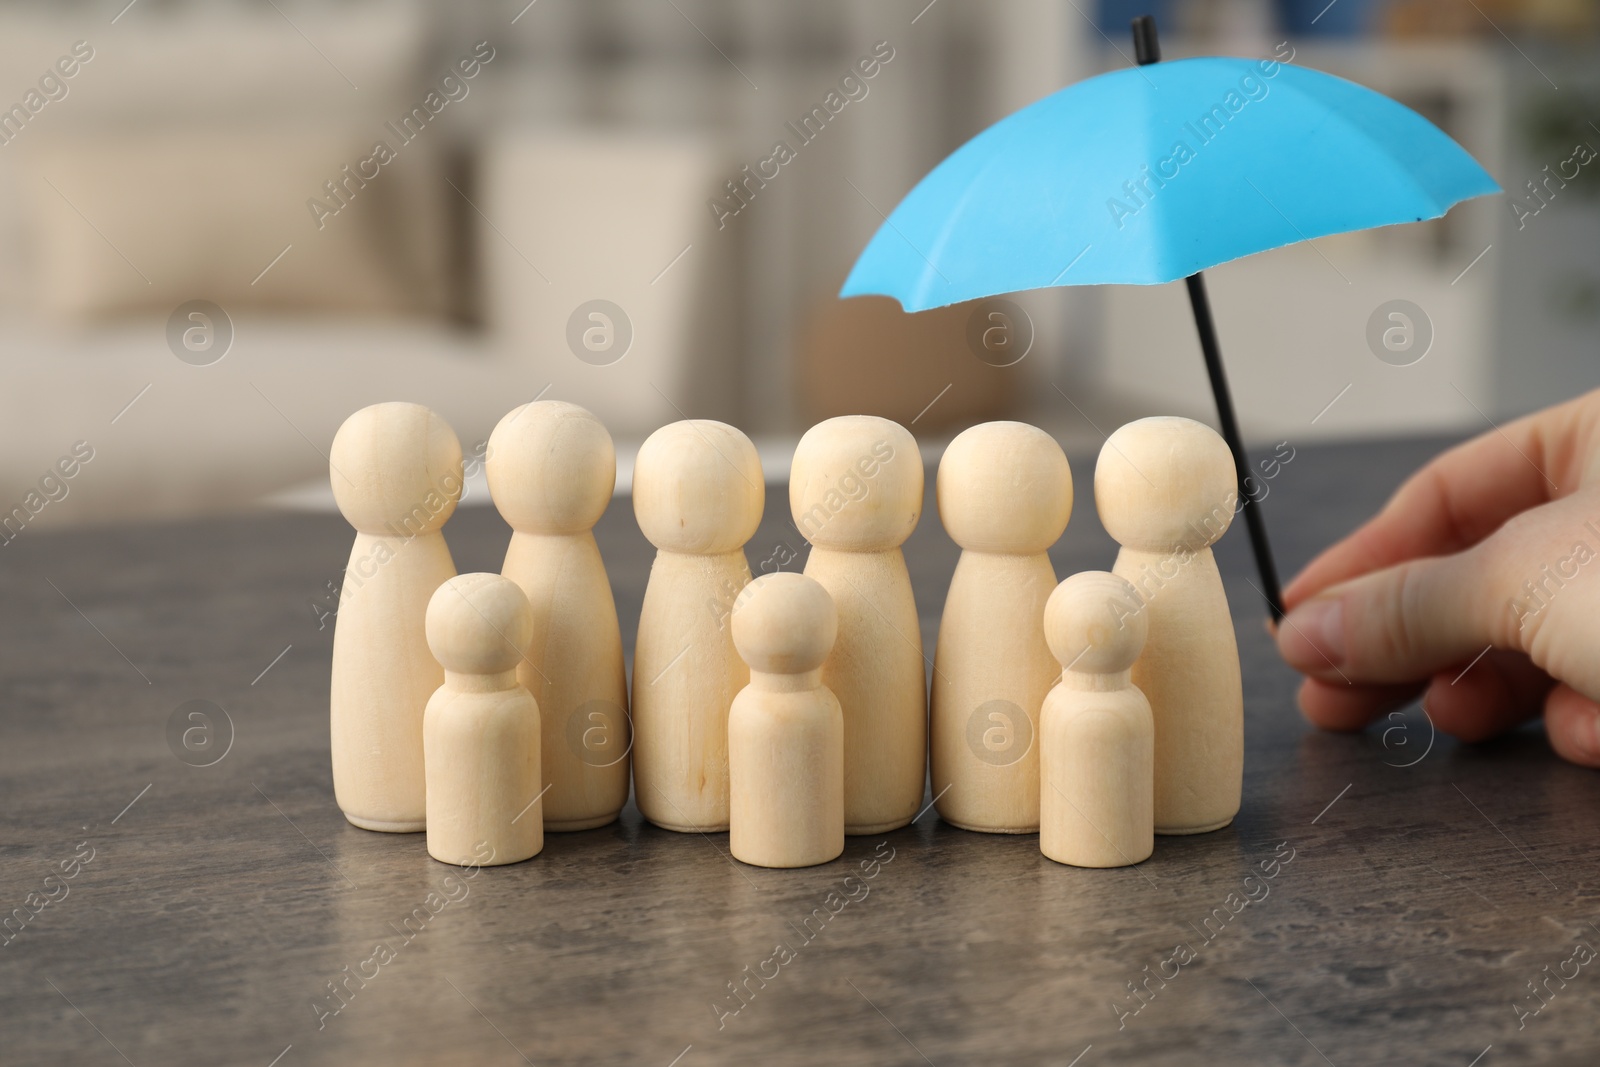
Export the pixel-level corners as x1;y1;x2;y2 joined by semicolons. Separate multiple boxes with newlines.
424;678;543;865
1114;546;1242;833
729;674;844;868
329;401;462;834
488;400;630;831
632;550;751;831
790;415;925;835
804;547;926;834
1040;675;1154;867
930;551;1057;832
502;531;629;830
330;530;455;832
632;419;763;834
931;420;1072;833
1096;416;1244;836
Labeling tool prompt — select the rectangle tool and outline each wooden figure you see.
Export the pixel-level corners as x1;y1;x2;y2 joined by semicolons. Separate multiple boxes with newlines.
488;401;629;831
728;573;844;869
329;402;461;833
632;420;764;832
1095;416;1243;835
791;415;925;835
1039;570;1154;868
423;573;542;866
931;421;1071;833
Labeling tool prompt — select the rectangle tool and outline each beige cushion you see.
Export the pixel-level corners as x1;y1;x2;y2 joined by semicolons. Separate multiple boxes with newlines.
0;3;440;318
17;129;449;320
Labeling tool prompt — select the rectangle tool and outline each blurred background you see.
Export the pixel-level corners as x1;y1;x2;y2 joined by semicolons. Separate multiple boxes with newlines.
0;0;1594;529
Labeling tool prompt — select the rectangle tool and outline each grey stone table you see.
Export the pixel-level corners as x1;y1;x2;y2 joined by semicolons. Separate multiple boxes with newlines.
4;434;1598;1067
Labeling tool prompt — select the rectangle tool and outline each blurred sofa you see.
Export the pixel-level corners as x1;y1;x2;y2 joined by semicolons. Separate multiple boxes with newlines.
0;2;739;528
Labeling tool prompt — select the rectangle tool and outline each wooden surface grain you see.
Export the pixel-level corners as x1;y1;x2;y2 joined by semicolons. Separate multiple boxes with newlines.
4;434;1599;1067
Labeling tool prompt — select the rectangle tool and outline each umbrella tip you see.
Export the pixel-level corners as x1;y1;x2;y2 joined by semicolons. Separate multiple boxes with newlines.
1131;15;1161;66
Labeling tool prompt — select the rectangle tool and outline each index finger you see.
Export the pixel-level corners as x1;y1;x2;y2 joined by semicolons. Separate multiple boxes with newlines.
1282;400;1583;611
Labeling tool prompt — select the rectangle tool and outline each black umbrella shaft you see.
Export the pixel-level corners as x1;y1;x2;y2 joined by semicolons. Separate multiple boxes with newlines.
1132;15;1161;64
1133;13;1285;621
1184;273;1285;621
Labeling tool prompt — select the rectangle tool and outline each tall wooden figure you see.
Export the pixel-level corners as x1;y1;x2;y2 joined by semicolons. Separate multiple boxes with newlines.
329;402;462;832
488;401;629;831
1040;571;1154;868
931;422;1072;833
728;573;845;869
1095;416;1243;835
632;420;764;832
423;573;543;866
791;415;925;835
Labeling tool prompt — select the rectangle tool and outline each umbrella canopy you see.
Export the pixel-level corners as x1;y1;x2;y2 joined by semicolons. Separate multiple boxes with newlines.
841;56;1500;310
840;30;1501;622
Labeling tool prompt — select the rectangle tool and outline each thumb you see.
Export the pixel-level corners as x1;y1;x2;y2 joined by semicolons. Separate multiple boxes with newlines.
1277;491;1600;693
1275;550;1493;685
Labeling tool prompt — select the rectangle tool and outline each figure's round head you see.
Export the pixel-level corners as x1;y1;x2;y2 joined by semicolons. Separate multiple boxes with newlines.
1094;416;1235;551
1044;570;1146;675
487;401;615;535
632;420;763;553
425;572;533;676
330;402;462;535
937;421;1072;553
731;572;837;676
789;415;921;551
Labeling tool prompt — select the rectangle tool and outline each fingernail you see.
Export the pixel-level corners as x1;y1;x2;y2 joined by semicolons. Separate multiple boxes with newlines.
1279;598;1345;670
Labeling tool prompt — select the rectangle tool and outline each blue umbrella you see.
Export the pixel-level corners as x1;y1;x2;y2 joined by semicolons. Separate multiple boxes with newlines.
840;16;1500;620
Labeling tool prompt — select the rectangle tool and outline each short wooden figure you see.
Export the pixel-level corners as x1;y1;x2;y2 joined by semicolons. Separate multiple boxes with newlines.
423;572;543;866
1040;570;1154;868
632;420;764;832
791;415;925;835
329;402;462;833
488;401;630;831
729;573;844;869
931;421;1071;833
1095;416;1243;835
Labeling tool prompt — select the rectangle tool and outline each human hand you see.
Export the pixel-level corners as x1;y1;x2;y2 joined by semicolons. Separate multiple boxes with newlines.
1274;389;1600;767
